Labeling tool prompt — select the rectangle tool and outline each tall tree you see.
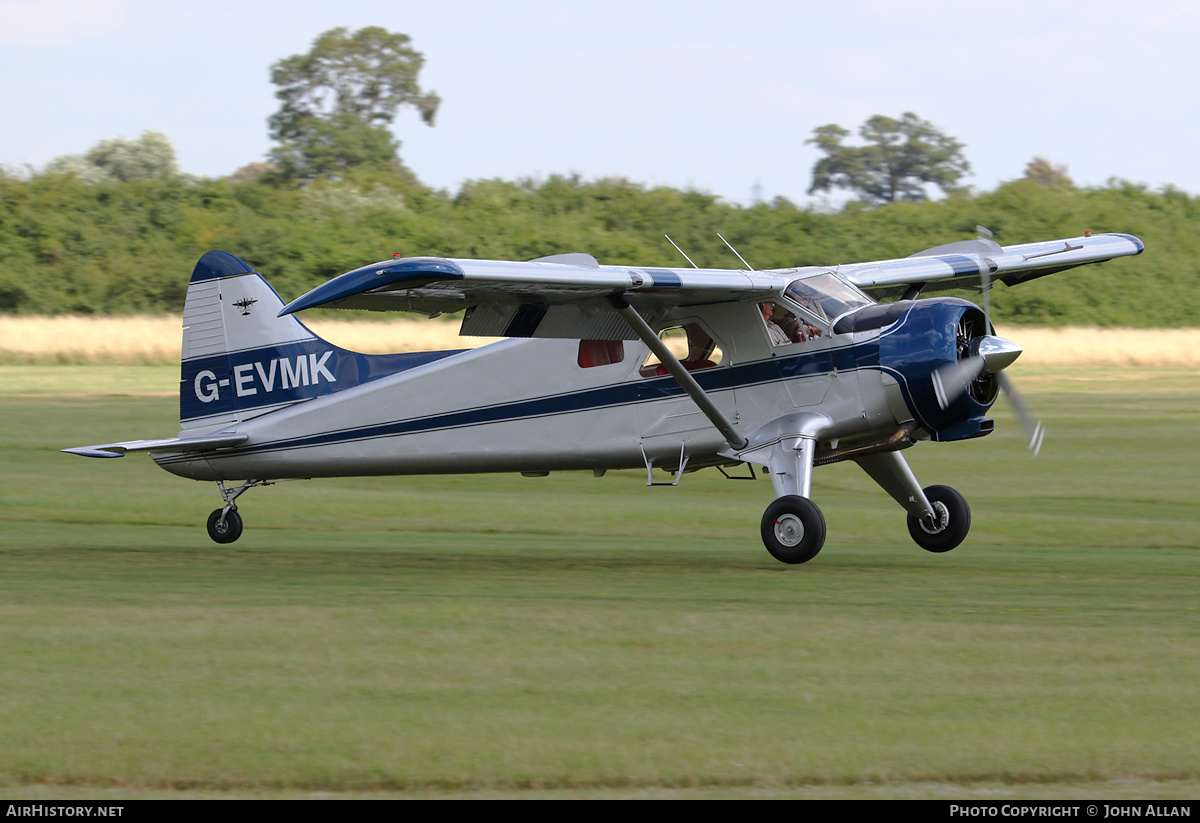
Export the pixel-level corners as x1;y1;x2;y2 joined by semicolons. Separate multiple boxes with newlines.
268;26;440;181
807;113;970;204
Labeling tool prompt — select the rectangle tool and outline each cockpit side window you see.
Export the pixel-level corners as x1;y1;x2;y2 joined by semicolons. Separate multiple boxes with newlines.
640;323;724;377
760;301;822;346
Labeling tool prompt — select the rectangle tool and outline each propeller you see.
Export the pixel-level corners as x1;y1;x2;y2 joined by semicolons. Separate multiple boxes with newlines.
931;226;1046;456
997;372;1045;457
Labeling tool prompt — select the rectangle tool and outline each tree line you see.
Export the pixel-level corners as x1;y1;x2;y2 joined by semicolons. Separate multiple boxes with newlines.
0;165;1191;326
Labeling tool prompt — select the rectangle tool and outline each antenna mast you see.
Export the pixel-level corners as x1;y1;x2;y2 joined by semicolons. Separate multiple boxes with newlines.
718;233;754;270
663;235;699;269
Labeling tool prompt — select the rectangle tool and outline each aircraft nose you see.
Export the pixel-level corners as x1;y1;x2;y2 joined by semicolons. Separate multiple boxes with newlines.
972;335;1023;374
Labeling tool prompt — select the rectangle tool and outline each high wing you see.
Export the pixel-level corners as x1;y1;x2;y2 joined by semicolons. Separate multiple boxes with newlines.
277;233;1143;340
279;253;783;340
837;232;1145;299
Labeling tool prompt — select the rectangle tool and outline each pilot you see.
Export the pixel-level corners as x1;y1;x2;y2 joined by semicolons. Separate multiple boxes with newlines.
760;303;791;346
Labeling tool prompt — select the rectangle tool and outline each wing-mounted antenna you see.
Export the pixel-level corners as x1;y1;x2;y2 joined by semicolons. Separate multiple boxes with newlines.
664;235;699;269
663;233;757;271
717;233;755;271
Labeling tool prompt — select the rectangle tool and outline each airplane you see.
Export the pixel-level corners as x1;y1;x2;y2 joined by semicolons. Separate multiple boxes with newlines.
63;229;1144;563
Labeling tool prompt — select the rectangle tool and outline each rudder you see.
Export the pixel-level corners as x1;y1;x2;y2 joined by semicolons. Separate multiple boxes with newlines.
180;251;341;430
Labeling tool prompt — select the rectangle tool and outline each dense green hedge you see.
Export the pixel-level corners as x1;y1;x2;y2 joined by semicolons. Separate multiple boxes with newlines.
0;169;1191;325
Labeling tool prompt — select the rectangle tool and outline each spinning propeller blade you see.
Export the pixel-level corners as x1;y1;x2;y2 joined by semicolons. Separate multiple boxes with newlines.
932;355;984;410
997;373;1045;457
931;227;1046;455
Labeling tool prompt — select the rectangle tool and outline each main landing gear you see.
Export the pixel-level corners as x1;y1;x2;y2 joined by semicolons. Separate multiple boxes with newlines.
758;481;970;564
754;446;971;564
205;479;272;544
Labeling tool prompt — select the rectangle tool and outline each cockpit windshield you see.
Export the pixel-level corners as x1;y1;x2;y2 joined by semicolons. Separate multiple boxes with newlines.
784;273;874;324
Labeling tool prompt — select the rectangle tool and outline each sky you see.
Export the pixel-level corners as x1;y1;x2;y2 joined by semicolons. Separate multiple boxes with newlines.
2;0;1198;207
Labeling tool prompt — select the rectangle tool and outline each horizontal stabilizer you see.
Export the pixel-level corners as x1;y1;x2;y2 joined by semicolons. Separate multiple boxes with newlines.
61;432;248;459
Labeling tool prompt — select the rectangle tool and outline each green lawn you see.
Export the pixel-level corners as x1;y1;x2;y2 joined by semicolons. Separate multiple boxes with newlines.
1;366;1197;798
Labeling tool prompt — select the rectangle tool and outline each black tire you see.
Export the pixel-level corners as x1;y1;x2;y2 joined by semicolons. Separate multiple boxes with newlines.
207;508;243;544
907;485;970;553
761;495;826;564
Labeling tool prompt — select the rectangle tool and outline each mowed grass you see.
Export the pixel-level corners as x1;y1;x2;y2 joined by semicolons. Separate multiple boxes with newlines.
0;365;1197;798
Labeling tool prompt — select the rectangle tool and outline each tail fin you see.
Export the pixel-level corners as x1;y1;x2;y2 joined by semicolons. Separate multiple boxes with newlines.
180;251;343;430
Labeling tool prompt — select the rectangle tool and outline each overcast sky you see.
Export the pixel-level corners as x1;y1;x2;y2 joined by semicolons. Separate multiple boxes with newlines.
2;0;1196;206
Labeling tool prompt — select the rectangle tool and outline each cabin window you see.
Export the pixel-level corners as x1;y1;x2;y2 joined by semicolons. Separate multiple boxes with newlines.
639;323;724;377
760;301;821;346
577;339;625;368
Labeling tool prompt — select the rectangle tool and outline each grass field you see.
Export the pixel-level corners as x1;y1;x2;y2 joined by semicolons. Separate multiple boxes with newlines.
0;364;1198;798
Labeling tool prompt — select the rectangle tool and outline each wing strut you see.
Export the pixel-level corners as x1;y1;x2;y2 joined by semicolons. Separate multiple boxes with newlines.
607;294;749;451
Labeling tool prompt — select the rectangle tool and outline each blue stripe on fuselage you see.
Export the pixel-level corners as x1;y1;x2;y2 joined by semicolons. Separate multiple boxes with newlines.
180;343;465;423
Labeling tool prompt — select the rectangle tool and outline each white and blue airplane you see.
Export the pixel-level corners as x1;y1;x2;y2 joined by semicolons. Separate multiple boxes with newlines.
64;229;1144;563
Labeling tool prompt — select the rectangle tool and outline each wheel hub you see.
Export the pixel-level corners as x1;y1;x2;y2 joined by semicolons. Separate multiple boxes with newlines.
919;501;950;535
774;514;806;547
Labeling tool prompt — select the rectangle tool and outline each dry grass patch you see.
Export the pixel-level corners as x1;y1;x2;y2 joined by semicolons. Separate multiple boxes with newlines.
995;325;1200;367
1;315;183;365
0;315;497;365
1;315;1198;367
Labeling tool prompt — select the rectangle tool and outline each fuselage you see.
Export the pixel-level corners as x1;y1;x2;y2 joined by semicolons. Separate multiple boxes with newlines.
153;295;991;482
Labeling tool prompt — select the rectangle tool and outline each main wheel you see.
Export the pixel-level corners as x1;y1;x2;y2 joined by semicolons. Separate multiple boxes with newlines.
207;508;243;544
761;495;826;564
907;485;970;553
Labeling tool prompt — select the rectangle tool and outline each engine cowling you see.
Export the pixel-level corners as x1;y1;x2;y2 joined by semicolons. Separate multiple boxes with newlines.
845;298;1015;442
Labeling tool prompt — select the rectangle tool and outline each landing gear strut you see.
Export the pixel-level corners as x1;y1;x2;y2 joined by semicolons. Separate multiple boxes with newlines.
205;479;271;544
854;452;970;555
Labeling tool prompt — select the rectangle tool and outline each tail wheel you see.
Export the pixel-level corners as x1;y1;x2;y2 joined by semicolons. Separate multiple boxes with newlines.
761;496;826;564
907;485;970;553
207;508;243;544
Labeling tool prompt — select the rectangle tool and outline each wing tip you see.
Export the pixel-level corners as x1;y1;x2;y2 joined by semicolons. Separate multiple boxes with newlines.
280;257;465;316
